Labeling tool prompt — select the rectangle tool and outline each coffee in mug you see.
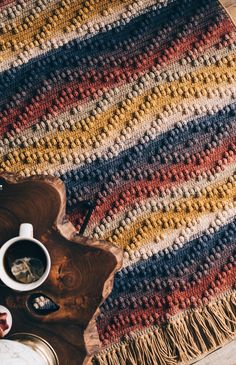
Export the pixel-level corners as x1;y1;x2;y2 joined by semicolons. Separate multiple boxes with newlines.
0;224;51;291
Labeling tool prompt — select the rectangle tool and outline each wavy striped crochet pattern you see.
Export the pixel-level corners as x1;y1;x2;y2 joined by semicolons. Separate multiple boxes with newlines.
1;0;236;363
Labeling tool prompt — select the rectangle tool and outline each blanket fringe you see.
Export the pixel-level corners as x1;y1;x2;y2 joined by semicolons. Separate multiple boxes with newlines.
94;291;236;365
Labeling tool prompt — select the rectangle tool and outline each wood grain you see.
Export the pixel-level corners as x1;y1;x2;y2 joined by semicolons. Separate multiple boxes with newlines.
1;3;236;365
0;173;123;365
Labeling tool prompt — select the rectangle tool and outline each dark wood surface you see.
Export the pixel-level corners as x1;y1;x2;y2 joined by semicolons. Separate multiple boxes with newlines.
0;173;123;365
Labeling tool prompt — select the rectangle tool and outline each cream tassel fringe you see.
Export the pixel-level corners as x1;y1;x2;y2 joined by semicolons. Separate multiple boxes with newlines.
94;291;236;365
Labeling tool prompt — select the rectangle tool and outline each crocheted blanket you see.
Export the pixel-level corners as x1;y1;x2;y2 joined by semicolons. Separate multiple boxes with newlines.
1;0;236;364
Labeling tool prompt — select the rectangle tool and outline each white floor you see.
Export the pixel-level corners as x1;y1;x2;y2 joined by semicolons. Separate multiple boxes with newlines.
195;341;236;365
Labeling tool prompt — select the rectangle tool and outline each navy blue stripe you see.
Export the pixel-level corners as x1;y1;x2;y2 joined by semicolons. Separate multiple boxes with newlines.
0;0;217;103
100;219;236;308
64;102;236;208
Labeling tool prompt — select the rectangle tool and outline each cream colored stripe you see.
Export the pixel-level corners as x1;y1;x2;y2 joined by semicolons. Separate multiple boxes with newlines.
0;0;162;71
0;0;60;23
123;202;236;266
87;163;236;239
1;45;234;155
1;53;236;177
6;84;235;177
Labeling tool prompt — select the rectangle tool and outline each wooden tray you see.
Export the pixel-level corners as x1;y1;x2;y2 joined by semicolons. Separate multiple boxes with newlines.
0;173;123;365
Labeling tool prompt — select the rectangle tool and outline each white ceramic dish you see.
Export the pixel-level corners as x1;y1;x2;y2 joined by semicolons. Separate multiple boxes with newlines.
0;339;47;365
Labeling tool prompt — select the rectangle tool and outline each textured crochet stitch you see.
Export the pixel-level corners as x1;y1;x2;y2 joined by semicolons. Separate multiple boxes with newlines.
1;0;236;364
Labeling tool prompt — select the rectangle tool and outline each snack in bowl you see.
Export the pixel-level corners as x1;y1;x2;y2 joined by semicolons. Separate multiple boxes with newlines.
0;306;12;338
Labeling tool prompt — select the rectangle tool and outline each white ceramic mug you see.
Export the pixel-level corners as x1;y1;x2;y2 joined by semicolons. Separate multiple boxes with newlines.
0;224;51;291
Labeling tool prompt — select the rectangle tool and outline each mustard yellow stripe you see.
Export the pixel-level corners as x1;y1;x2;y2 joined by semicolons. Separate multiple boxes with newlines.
0;58;235;174
105;179;236;249
86;163;236;239
0;0;132;61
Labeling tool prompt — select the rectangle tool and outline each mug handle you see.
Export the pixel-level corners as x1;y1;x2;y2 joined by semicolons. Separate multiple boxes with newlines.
19;223;33;239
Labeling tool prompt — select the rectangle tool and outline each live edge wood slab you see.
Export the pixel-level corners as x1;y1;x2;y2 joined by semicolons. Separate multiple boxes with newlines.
0;173;123;365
